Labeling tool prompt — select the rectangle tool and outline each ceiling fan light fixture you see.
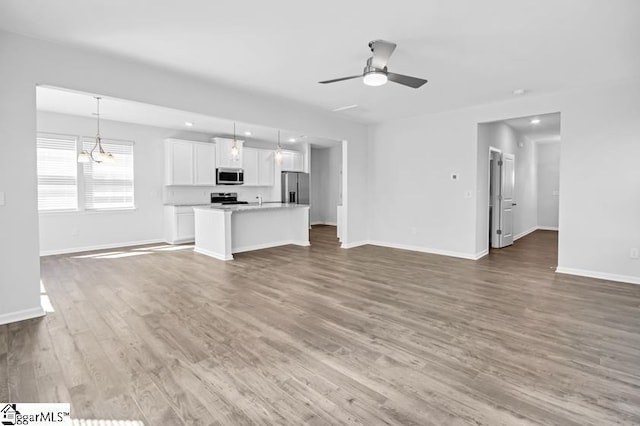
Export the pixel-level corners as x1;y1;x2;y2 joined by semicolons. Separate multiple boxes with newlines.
363;70;388;87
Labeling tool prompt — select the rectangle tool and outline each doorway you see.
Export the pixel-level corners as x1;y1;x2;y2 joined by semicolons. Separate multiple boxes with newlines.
478;112;561;255
309;142;343;246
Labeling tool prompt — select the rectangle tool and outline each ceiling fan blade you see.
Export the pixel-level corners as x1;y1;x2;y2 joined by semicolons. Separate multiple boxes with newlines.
370;40;397;69
318;75;361;84
387;72;428;88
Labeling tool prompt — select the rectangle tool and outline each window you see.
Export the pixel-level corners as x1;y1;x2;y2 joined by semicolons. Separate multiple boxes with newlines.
36;134;135;212
36;135;78;211
82;138;134;210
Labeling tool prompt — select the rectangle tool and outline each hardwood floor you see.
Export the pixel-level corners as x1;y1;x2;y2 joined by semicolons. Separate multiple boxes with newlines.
2;227;640;425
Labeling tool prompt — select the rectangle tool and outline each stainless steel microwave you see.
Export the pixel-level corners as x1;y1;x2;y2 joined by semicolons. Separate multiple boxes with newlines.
216;168;244;185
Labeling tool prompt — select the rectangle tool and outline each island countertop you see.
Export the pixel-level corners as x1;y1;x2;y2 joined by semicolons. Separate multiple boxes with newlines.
193;203;309;212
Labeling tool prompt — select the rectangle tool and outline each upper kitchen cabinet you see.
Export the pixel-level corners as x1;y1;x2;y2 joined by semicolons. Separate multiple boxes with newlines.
244;148;275;186
258;150;275;185
165;139;216;186
213;137;244;169
280;150;304;172
194;143;216;185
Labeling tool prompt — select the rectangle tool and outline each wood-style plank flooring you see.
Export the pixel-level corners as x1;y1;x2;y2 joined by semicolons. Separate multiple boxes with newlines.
2;227;640;425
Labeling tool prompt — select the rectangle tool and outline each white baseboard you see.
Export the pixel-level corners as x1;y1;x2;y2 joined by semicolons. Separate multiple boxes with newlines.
234;240;310;254
195;240;310;261
556;267;640;285
514;226;558;241
514;226;538;241
473;249;489;260
341;240;369;249
40;238;165;256
0;306;46;325
194;247;233;261
368;240;480;260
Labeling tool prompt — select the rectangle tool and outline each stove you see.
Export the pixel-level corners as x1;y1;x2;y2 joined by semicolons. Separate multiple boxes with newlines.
211;192;247;205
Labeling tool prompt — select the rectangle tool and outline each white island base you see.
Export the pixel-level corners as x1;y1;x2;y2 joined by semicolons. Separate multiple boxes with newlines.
193;204;310;260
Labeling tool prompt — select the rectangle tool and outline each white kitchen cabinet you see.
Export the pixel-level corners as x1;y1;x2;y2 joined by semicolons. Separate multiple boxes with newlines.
258;150;275;185
213;137;244;169
280;150;304;172
165;139;216;186
243;147;259;186
164;205;197;243
166;140;194;185
194;143;216;185
243;147;274;186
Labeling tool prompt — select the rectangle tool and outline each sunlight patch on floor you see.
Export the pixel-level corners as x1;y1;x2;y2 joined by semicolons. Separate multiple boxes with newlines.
40;279;55;312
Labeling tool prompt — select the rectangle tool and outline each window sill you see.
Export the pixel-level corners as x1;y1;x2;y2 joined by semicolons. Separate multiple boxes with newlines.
39;207;138;215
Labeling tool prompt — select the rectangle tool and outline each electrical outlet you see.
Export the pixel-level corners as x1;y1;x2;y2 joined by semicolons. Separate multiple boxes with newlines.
630;248;639;259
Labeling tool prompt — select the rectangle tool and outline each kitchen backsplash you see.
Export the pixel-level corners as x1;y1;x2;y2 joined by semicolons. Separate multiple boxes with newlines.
164;184;281;205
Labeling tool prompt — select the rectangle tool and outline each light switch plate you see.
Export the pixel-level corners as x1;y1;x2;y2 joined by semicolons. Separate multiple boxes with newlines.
0;191;5;206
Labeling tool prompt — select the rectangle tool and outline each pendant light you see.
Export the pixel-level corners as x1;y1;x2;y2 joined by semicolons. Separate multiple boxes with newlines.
275;130;283;163
231;122;239;162
78;97;114;163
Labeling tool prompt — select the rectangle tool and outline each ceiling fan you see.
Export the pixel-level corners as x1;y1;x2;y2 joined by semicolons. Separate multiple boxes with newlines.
319;40;428;89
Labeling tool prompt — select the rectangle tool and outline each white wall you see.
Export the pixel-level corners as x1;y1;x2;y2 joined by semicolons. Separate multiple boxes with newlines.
537;142;561;228
369;79;640;284
310;145;342;225
0;30;368;324
368;110;478;258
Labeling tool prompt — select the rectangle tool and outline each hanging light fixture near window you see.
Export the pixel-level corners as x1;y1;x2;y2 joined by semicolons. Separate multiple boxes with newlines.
230;122;239;162
78;97;114;163
275;130;283;163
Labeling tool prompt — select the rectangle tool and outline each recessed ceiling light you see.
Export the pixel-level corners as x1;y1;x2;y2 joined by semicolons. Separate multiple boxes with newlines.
288;138;296;142
184;121;193;127
513;89;526;96
530;118;541;124
244;131;252;136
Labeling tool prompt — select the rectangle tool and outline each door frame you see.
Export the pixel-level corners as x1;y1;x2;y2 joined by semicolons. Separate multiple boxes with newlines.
488;147;502;249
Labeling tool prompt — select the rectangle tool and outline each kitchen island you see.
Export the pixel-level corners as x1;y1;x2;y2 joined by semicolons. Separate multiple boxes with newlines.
193;203;310;260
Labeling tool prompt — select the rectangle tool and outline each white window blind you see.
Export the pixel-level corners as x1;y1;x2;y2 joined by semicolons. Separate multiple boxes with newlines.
82;138;134;210
36;135;78;211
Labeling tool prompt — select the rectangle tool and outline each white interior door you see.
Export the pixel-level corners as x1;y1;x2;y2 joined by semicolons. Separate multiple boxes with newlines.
498;153;515;247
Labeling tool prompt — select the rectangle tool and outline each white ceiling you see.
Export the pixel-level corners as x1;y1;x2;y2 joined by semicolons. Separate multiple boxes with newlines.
3;1;640;123
501;112;561;143
36;86;339;148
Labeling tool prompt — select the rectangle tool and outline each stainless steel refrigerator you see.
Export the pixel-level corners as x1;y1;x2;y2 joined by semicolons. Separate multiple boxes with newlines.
281;172;309;204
